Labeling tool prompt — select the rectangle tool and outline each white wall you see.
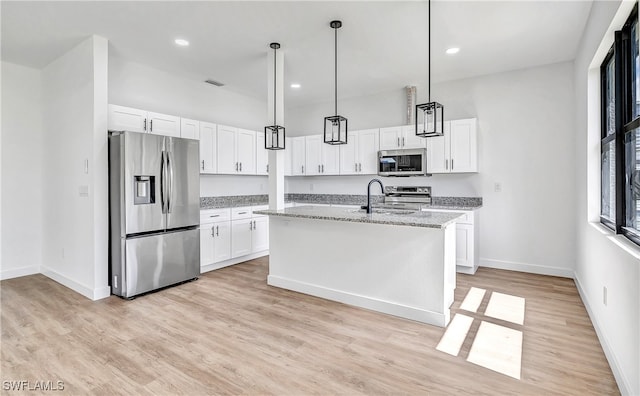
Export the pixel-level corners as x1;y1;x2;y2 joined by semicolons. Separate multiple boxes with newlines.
0;62;44;279
574;1;639;394
288;61;576;278
108;56;270;197
41;36;110;300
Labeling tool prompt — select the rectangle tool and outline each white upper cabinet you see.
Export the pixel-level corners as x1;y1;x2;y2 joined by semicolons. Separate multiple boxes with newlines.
426;118;478;173
305;135;322;175
449;119;478;172
304;135;340;176
180;118;200;140
291;136;306;175
217;125;237;174
236;128;257;174
340;129;379;175
199;121;217;174
379;125;425;150
147;112;180;137
108;104;180;137
108;104;147;132
401;125;427;149
256;131;268;175
216;125;256;175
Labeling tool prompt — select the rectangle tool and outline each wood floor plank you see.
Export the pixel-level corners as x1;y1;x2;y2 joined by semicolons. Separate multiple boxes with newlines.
0;259;619;395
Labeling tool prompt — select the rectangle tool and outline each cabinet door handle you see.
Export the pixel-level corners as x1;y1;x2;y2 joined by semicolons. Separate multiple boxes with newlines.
253;220;256;229
235;162;238;171
150;119;153;132
302;165;305;174
397;137;400;147
321;164;324;173
318;165;321;173
201;160;205;170
402;137;405;146
445;159;448;170
211;225;215;237
266;164;269;173
144;118;147;132
216;225;219;236
249;221;253;230
359;163;362;172
209;214;220;218
240;162;242;172
238;211;247;215
355;163;358;172
451;159;454;170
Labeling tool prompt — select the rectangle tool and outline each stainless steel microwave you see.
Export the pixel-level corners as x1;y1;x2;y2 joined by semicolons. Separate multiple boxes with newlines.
378;148;430;177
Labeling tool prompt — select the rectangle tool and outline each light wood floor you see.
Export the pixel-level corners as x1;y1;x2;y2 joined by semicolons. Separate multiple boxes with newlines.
1;257;619;395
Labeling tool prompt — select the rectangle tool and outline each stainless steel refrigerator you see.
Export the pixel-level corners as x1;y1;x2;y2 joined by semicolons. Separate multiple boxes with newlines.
109;131;200;298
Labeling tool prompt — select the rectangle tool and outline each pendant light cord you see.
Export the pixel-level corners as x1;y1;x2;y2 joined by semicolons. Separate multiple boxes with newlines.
274;45;277;125
428;0;431;103
334;25;338;117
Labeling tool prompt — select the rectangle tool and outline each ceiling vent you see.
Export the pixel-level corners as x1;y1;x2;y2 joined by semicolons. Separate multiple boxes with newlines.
204;79;225;87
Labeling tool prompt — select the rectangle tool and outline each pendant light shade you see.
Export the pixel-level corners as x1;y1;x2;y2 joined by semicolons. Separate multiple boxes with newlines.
416;0;444;138
324;20;347;145
265;42;285;150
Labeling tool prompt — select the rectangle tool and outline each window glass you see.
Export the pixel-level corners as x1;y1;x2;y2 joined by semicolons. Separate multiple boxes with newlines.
605;56;616;136
632;20;640;119
602;140;616;221
625;128;640;231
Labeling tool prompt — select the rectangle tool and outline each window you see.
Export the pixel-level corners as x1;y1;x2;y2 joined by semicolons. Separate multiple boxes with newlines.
600;4;640;245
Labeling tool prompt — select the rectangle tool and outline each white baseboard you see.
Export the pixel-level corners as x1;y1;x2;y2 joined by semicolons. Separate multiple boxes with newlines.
479;258;574;278
200;250;268;274
574;274;632;396
267;275;448;327
41;266;109;301
1;265;40;280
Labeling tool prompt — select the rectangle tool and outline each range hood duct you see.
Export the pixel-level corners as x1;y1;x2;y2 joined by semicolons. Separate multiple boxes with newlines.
406;86;416;125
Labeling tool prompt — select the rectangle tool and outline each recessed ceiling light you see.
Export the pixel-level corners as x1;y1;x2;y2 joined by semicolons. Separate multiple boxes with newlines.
174;38;190;47
290;83;301;89
446;47;460;55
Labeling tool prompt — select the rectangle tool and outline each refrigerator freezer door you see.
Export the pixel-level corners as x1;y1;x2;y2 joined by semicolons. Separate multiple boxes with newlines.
165;137;200;230
120;228;200;297
122;132;167;235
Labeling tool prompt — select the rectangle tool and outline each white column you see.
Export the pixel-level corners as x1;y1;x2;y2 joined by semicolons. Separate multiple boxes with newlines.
267;45;285;210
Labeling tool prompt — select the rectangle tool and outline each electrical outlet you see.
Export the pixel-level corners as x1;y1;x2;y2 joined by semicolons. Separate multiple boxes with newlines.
603;286;607;306
494;182;502;192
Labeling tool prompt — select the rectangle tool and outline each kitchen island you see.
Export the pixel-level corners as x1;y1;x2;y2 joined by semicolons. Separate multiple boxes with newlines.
254;205;463;327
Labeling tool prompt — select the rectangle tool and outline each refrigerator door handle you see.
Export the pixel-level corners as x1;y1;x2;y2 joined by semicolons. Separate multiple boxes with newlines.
167;151;174;213
160;151;167;214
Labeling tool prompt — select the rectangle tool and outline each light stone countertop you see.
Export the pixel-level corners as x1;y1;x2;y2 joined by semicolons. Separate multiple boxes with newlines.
254;205;464;229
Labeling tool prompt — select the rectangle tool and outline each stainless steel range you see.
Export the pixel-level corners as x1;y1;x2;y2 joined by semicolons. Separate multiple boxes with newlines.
381;186;432;210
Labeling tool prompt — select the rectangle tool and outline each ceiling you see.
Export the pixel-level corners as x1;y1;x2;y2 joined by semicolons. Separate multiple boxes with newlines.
1;1;593;107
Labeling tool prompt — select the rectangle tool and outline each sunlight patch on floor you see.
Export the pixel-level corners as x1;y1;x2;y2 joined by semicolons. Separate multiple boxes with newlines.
459;287;486;313
485;292;525;325
436;314;474;356
467;321;523;379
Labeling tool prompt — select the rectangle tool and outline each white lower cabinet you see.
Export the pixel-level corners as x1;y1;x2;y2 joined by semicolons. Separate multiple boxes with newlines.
422;208;479;274
200;208;232;268
252;216;270;252
231;218;253;258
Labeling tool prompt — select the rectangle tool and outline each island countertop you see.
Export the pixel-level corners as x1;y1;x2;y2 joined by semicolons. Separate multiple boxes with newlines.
254;205;464;229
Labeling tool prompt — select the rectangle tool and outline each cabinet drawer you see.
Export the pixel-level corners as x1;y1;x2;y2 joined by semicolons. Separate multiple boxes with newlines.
231;206;253;220
200;208;231;224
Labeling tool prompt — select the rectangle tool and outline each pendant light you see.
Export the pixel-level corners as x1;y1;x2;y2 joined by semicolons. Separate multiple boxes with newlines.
265;42;285;150
324;20;347;145
416;0;444;138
